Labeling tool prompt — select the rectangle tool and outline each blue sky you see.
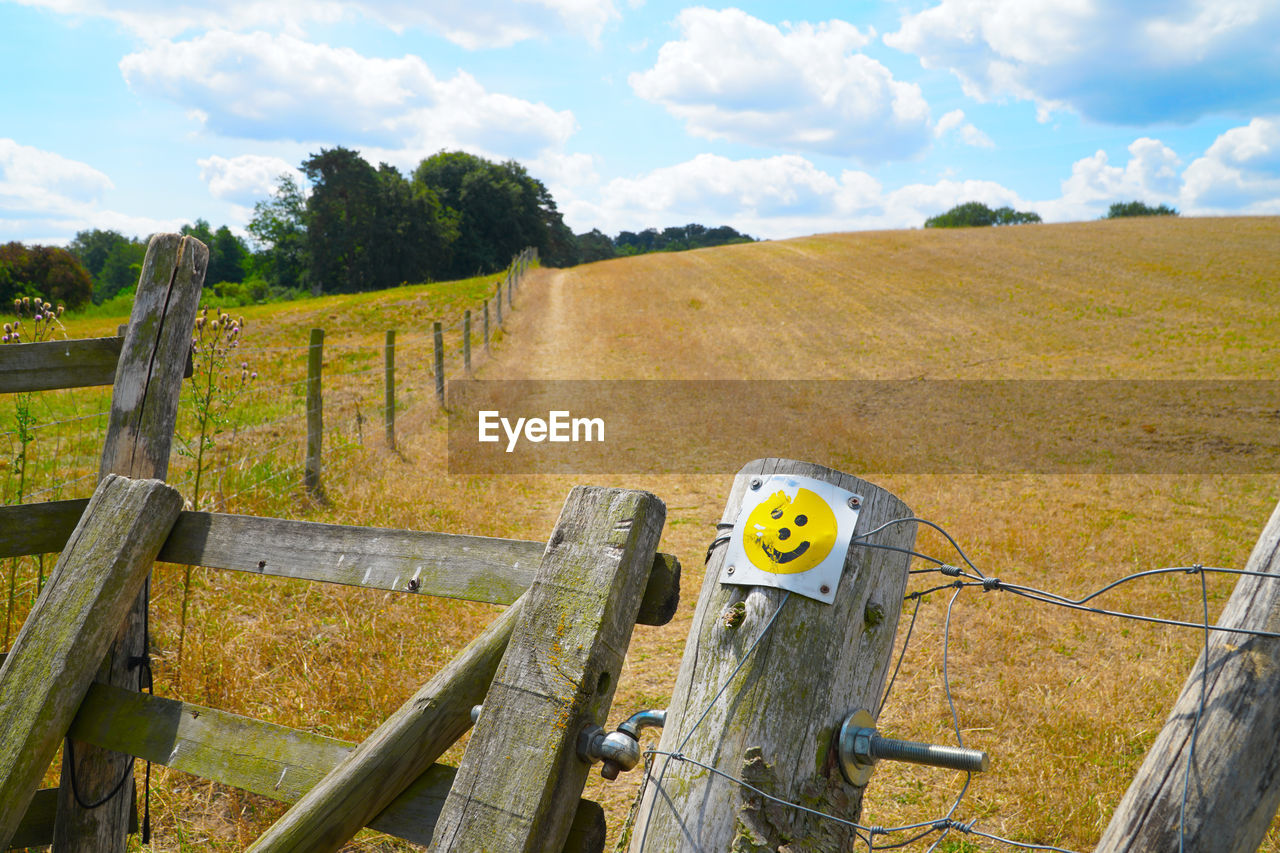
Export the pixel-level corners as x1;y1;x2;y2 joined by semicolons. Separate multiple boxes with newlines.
2;0;1278;245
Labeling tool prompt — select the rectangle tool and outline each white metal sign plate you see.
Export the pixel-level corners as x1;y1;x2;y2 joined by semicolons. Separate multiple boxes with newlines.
719;474;862;604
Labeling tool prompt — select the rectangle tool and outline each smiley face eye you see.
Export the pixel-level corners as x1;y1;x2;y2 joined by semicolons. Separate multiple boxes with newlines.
770;506;784;520
778;528;791;540
794;514;808;527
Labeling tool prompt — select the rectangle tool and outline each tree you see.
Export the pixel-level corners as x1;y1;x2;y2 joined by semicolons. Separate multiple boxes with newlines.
413;151;576;275
0;243;93;308
303;147;381;293
68;229;130;282
247;173;309;293
576;229;617;263
1106;201;1178;219
925;201;1041;228
209;225;248;285
372;162;457;286
96;239;147;303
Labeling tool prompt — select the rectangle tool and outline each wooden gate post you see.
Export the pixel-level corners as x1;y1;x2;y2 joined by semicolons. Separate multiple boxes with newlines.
1096;498;1280;852
431;486;667;853
627;459;915;851
0;476;182;848
55;233;206;851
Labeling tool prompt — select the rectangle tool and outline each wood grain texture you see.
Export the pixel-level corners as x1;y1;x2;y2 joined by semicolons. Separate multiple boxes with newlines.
58;231;206;853
0;498;89;558
1096;498;1280;853
0;475;181;849
628;459;916;852
430;486;666;853
246;595;526;853
2;505;681;627
0;336;191;395
0;336;123;393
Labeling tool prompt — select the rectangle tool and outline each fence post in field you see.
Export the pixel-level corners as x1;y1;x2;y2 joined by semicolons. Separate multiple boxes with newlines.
433;321;445;406
1096;498;1280;853
463;310;472;373
627;458;916;851
384;330;395;451
483;301;491;351
495;282;503;326
54;232;206;851
507;273;514;308
305;328;324;500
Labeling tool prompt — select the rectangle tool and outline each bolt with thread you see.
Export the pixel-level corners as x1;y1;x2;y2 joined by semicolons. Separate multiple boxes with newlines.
837;709;989;786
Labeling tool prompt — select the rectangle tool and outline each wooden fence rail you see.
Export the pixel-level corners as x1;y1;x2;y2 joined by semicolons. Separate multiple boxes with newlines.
0;502;681;626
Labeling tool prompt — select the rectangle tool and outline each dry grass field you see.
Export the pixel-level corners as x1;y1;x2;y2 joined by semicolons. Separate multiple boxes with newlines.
6;215;1280;851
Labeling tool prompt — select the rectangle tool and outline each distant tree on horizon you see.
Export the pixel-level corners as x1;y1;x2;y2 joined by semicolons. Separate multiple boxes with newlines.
924;201;1042;228
1105;200;1179;218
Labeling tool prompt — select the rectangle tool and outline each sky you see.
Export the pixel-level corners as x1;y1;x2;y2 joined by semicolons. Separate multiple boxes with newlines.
2;0;1279;245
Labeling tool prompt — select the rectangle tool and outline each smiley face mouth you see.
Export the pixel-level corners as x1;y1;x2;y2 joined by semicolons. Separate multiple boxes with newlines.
759;539;810;564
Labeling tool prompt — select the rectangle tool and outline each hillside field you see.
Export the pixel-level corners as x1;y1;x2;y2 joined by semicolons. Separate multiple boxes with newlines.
6;215;1280;851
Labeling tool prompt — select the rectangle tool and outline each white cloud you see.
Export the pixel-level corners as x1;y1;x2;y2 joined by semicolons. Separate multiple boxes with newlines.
1046;137;1183;221
561;152;1042;238
630;8;933;162
198;154;303;205
1182;118;1280;213
11;0;617;47
564;121;1280;239
0;139;180;242
886;0;1280;124
121;32;576;161
935;109;994;148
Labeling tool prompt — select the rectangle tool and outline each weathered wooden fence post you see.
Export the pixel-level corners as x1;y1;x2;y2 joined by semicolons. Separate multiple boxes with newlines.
304;328;324;499
483;301;491;351
462;310;471;373
384;330;395;450
627;458;915;851
431;486;667;852
55;232;205;851
495;282;503;326
0;476;182;849
1096;498;1280;852
432;321;445;405
507;272;514;308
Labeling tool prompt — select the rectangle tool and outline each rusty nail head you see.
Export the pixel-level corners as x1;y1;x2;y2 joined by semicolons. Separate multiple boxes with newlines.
820;584;831;594
750;477;762;490
848;495;862;509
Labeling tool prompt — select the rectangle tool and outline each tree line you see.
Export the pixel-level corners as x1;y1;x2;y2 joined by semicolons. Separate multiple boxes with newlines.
7;148;754;309
923;199;1179;229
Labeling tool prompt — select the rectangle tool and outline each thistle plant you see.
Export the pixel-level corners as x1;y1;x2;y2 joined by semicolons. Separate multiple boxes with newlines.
3;296;65;647
175;306;254;686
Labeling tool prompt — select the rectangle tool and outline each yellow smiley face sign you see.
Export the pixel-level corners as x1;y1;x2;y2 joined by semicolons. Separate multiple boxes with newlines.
742;487;838;575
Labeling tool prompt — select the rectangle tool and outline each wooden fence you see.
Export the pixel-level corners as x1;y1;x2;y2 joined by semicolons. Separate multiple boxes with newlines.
0;235;683;852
